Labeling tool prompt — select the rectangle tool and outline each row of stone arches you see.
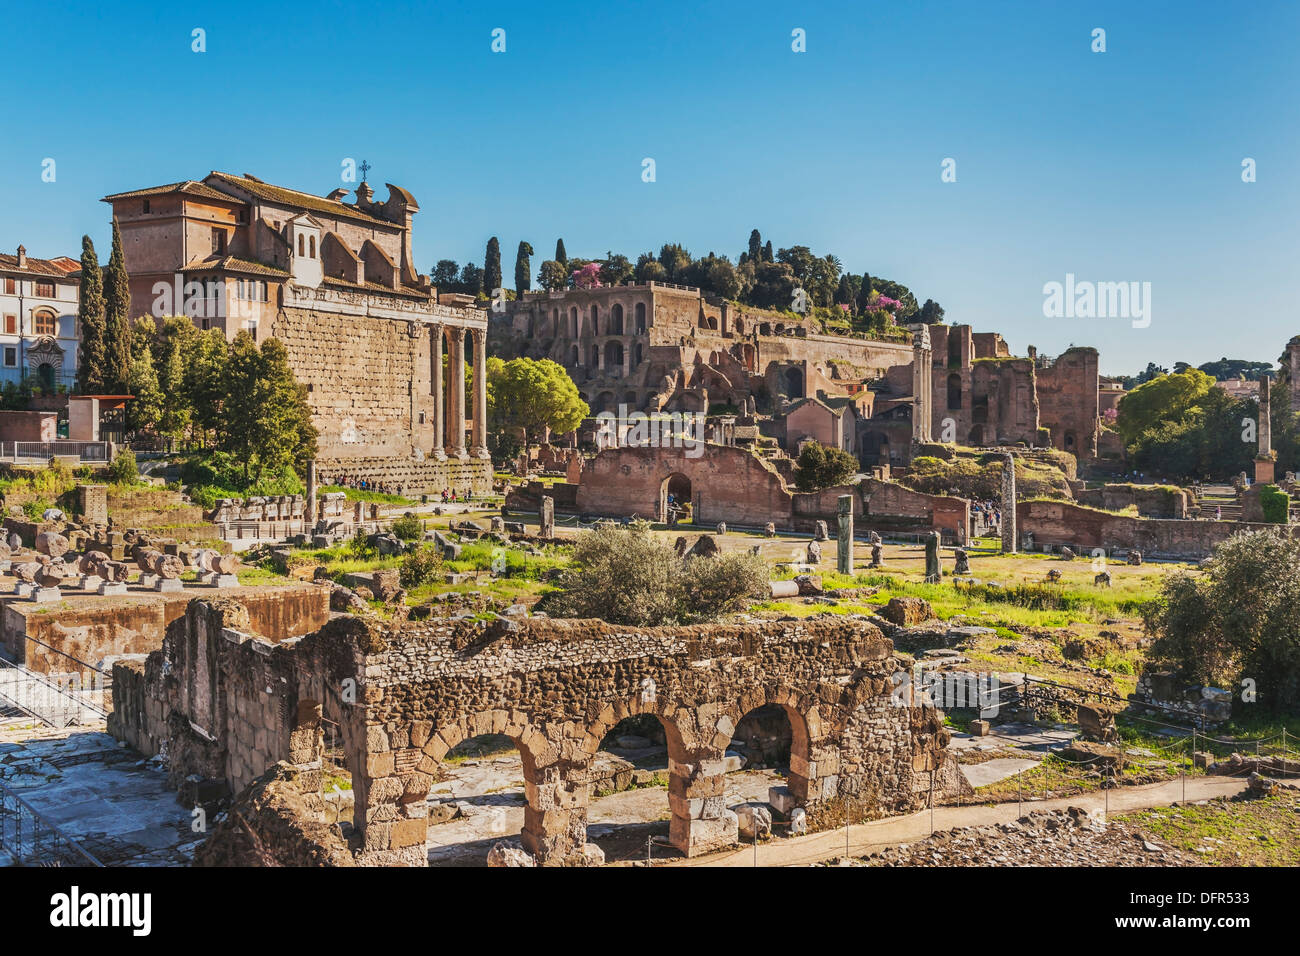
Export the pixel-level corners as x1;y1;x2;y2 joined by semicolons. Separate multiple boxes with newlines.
545;301;649;339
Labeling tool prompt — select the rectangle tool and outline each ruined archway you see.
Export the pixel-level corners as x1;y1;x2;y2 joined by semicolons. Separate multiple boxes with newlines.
660;472;692;522
604;341;624;376
425;731;531;865
783;366;804;399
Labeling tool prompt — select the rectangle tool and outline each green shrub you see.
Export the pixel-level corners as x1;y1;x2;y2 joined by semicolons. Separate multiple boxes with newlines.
399;545;443;588
793;441;858;492
391;515;422;541
546;520;769;625
1259;484;1289;524
108;448;138;484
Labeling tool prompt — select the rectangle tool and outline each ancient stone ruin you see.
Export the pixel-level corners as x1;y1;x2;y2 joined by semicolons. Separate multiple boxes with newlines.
110;601;963;867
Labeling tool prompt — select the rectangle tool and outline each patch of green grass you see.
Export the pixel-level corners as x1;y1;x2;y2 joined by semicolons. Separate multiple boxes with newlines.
1138;796;1300;865
320;485;416;506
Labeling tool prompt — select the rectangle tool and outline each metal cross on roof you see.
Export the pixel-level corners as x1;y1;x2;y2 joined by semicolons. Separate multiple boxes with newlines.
359;160;371;182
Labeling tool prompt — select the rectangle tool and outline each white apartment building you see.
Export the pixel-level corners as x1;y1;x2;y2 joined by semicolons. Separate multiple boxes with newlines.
0;245;80;391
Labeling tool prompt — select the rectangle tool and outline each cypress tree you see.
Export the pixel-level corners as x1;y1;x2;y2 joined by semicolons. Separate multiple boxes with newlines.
554;238;567;267
748;229;762;262
484;237;502;295
75;235;106;393
514;241;534;296
102;218;133;393
762;240;773;263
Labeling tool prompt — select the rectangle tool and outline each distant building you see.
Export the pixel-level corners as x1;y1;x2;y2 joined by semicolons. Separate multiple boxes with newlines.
1214;378;1259;400
0;245;80;392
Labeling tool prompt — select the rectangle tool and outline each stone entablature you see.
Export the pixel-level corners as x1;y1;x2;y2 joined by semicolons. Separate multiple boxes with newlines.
110;602;959;867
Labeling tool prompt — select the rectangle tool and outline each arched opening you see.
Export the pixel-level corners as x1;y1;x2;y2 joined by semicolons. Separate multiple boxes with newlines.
623;390;638;408
783;366;804;399
947;373;962;410
969;425;985;445
582;714;674;860
660;472;692;523
634;302;646;333
33;309;56;336
947;332;961;368
571;307;579;337
425;732;529;866
633;343;643;367
1064;431;1076;451
589;304;599;335
732;704;793;770
610;303;624;335
309;235;316;258
595;390;617;414
591;344;600;367
570;344;580;366
36;363;55;392
735;318;745;335
604;341;624;377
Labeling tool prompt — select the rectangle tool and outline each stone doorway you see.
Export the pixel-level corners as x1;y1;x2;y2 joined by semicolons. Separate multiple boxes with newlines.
660;473;692;523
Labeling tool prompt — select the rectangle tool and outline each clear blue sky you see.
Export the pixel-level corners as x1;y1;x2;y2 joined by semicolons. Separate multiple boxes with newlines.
2;0;1296;376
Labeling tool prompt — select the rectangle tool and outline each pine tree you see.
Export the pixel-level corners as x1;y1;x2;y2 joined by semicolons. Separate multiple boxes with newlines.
554;238;567;267
75;235;106;393
102;218;133;393
514;241;534;296
484;237;502;295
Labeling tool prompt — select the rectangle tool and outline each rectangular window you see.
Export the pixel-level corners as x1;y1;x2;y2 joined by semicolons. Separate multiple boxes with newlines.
3;347;14;367
3;315;14;334
212;228;226;254
4;278;14;294
143;199;151;213
35;281;54;298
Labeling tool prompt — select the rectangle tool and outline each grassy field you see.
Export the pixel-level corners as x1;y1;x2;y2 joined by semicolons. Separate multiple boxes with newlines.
1136;795;1300;865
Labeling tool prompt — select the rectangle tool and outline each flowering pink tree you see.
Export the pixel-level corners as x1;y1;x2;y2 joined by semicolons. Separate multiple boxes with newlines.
572;262;602;289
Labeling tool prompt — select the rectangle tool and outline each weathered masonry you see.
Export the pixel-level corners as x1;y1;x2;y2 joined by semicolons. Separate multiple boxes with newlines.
110;601;960;866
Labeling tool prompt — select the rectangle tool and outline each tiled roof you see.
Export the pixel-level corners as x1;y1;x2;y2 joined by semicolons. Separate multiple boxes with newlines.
181;256;290;277
102;180;236;203
205;172;394;227
0;252;79;279
322;275;429;299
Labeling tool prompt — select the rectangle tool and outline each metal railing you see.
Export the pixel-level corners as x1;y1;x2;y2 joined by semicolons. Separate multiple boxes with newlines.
0;778;103;867
2;440;110;462
0;658;107;728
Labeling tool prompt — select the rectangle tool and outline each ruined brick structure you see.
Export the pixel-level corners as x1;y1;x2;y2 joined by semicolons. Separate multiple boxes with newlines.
110;601;959;866
864;325;1100;467
103;172;491;491
509;443;970;542
492;283;912;416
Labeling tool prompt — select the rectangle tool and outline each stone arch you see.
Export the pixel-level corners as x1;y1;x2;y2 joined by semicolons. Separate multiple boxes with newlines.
660;472;692;522
634;302;646;333
783;366;805;399
589;303;600;335
623;389;638;408
570;343;580;366
570;306;579;337
591;344;599;367
729;687;818;802
610;303;624;335
595;390;617;414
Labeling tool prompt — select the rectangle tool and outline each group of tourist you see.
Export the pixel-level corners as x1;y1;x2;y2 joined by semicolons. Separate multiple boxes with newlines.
971;499;1002;537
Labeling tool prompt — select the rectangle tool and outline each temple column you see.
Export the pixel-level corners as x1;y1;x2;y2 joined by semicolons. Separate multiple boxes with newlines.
447;327;467;458
430;324;445;460
471;328;489;459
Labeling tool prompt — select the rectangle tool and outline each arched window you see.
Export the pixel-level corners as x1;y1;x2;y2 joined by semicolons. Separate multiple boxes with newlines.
33;310;56;336
298;235;305;256
611;303;624;335
570;307;579;337
309;236;316;258
590;304;599;335
635;302;646;333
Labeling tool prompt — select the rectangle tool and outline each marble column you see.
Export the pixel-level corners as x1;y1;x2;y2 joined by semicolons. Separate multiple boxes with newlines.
471;328;489;459
430;324;445;460
1001;454;1017;554
447;327;467;458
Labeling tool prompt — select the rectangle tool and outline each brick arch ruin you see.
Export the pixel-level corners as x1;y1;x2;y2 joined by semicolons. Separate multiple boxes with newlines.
110;602;961;867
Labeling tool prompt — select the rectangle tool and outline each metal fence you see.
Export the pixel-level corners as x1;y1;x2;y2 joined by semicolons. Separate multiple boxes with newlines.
1;440;110;462
0;657;107;728
0;778;103;867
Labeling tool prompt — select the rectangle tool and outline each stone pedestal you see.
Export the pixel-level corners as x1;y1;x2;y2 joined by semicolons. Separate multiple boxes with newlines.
1255;455;1276;485
213;574;240;588
98;582;129;596
78;575;103;591
33;587;62;603
155;577;184;592
138;574;158;589
199;572;219;585
12;583;34;597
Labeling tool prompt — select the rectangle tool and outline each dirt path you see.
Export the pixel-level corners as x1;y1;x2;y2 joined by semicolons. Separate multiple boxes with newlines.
667;775;1250;867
